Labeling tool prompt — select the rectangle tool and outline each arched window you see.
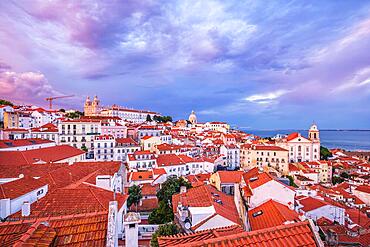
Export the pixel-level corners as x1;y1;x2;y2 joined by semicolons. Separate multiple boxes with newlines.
298;146;301;152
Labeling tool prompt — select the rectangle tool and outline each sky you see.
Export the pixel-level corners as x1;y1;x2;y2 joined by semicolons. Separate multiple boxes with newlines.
0;0;370;129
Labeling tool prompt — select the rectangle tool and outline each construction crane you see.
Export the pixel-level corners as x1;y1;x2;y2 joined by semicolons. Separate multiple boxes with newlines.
45;95;74;109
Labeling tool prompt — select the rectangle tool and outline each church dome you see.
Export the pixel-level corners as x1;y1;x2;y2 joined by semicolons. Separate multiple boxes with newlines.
188;110;197;124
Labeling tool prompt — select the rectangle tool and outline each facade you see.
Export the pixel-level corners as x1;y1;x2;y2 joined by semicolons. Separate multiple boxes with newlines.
58;119;102;157
101;105;159;124
277;124;320;163
220;144;240;170
84;96;101;116
127;151;157;171
114;138;141;162
94;135;115;161
240;144;288;174
0;105;14;122
30;123;59;143
204;122;230;133
296;196;345;225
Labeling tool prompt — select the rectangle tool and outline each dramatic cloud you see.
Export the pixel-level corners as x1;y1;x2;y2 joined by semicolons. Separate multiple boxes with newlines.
0;1;370;128
0;65;60;104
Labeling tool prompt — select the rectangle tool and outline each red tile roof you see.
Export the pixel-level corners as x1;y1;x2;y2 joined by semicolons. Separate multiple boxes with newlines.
247;172;273;189
0;212;108;246
130;171;154;181
298;197;328;212
287;132;300;141
0;139;53;149
216;170;243;184
156;154;194;167
10;184;127;219
355;185;370;194
0;145;85;166
116;137;138;145
158;225;244;247
248;199;300;230
169;221;317;247
39;161;121;192
172;185;240;226
0;177;47;199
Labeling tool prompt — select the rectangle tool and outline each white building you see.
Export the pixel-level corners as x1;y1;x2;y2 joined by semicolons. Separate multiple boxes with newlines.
173;185;240;232
0;177;48;219
58;119;102;157
220;144;240;170
277;124;320;163
101;105;160;124
0;105;14;122
296;196;345;225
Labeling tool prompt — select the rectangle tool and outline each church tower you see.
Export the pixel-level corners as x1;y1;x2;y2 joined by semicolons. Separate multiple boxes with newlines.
308;122;320;141
84;96;92;116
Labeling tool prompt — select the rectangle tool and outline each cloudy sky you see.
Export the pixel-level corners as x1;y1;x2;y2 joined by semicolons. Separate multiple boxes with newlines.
1;0;370;129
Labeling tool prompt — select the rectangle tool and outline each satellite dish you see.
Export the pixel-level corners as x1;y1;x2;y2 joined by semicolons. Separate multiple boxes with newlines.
184;221;191;230
19;174;24;179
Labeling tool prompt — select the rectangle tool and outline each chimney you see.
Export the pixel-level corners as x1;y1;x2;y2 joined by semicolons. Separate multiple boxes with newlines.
180;186;187;194
22;201;31;217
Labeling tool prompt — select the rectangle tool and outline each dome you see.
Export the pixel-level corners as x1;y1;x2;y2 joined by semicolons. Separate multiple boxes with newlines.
188;110;197;124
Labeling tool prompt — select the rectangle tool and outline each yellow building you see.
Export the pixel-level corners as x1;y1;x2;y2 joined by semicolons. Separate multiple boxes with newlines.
240;144;289;175
3;111;19;129
140;136;161;151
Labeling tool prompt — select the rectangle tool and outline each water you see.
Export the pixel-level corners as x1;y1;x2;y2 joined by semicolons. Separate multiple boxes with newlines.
242;129;370;151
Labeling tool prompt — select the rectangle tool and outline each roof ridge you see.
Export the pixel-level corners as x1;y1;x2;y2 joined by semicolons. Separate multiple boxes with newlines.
88;185;108;210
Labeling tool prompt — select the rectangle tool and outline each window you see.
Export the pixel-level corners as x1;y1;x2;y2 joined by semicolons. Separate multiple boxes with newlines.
37;189;44;196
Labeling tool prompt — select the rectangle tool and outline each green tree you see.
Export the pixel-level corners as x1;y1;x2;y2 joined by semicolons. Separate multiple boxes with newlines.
148;201;174;224
151;223;179;247
285;175;298;188
340;172;349;179
332;176;344;185
146;114;152;122
156;177;192;204
127;185;142;211
81;144;88;152
65;111;83;119
0;99;14;106
320;146;332;160
153;115;173;123
59;108;66;112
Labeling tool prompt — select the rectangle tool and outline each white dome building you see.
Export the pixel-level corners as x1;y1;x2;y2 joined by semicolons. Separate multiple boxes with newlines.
188;110;197;125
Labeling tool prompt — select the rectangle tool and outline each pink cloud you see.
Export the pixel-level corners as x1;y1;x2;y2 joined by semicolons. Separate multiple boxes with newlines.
0;69;60;105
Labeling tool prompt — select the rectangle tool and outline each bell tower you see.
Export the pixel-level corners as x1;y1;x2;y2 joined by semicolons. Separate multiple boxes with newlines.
308;122;320;141
84;96;92;116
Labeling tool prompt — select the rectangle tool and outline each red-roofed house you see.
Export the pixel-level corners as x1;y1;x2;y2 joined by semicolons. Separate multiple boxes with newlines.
296;196;345;225
158;221;321;247
0;138;55;151
247;199;301;231
0;177;48;219
353;185;370;206
277;124;321;163
173;185;241;232
210;171;243;195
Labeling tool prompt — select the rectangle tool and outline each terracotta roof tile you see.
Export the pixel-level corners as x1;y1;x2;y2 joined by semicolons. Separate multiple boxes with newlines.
0;212;108;247
10;184;127;219
217;170;243;184
170;221;317;247
158;225;244;246
248;199;300;230
172;185;240;226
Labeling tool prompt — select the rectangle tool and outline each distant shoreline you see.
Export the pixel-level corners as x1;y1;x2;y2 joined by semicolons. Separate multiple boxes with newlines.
239;128;370;132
